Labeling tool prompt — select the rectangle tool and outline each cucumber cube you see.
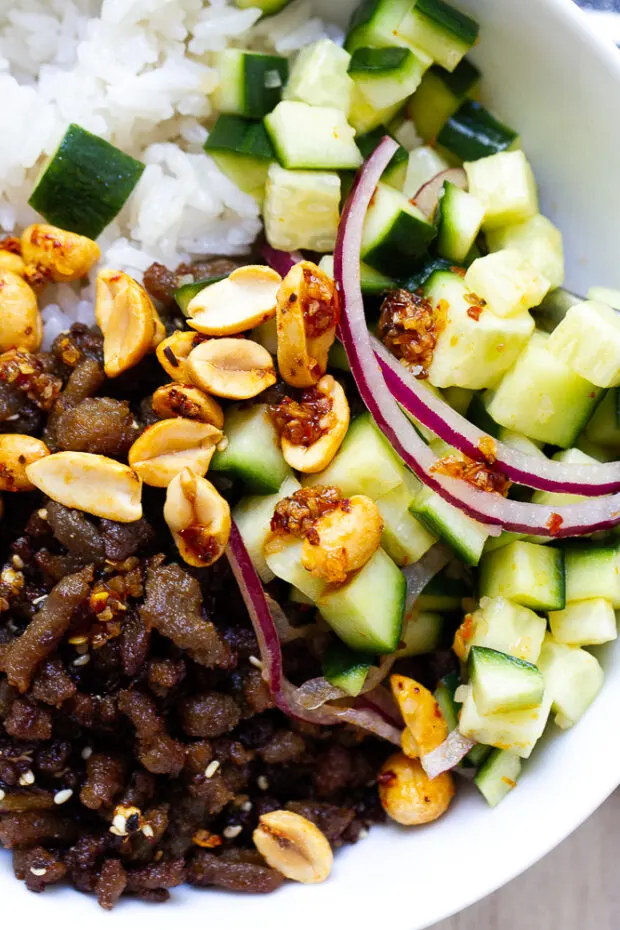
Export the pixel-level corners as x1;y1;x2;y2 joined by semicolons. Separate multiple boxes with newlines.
486;214;565;290
547;300;620;388
284;39;354;115
318;254;396;296
531;447;598;509
438;101;519;162
537;636;604;729
361;182;436;277
345;0;414;53
211;404;292;493
349;46;430;111
408;59;481;142
479;540;565;611
411;484;490;566
549;598;617;647
437;182;485;264
456;596;547;664
425;271;534;390
318;548;406;654
304;413;405;500
584;388;620;450
564;546;620;608
265;101;362;171
465;150;539;230
204;115;275;205
348;87;403;135
323;642;371;697
355;127;409;191
485;333;601;448
475;749;522;807
418;570;470;612
376;481;438;566
464;249;550;319
264;536;326;603
397;0;479;71
396;610;444;657
404;145;450;197
469;646;545;715
233;476;301;583
458;686;551;758
214;49;288;119
263;163;341;252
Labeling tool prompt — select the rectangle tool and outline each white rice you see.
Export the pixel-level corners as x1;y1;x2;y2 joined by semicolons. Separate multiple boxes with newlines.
0;0;341;344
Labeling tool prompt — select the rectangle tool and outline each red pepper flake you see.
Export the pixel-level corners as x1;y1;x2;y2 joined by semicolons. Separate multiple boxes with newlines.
467;305;482;321
431;452;511;496
451;266;466;278
546;512;564;535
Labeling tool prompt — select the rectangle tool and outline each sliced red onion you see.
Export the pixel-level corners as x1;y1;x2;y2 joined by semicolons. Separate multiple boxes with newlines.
261;243;302;277
295;677;348;709
227;522;402;744
374;337;620;496
402;543;452;609
421;730;475;779
334;137;620;537
266;593;320;644
413;167;467;218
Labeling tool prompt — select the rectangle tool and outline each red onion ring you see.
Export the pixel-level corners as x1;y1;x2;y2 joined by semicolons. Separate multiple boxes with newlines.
413;167;467;218
261;243;302;277
421;729;475;779
374;336;620;496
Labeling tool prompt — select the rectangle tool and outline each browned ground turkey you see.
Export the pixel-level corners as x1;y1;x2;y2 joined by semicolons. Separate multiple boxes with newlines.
0;322;388;910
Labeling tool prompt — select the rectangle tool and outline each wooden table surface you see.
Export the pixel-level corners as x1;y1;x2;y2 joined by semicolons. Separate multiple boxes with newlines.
431;790;620;929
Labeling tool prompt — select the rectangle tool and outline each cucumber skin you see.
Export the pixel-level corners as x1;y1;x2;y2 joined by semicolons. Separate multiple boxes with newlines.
205;115;275;160
437;101;518;162
349;47;411;75
175;275;229;316
323;642;371;697
363;212;436;278
416;0;479;46
235;0;292;14
29;124;145;240
437;58;481;98
244;55;289;119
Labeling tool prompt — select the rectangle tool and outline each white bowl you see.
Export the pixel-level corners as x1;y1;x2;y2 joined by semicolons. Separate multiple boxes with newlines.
5;2;620;928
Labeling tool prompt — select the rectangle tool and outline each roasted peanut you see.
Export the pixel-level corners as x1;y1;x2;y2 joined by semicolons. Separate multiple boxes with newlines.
0;271;42;353
96;270;163;378
152;382;225;429
156;330;203;383
378;753;455;826
391;675;448;759
187;337;276;400
128;418;222;488
301;494;383;584
0;435;50;491
21;224;100;283
276;261;340;388
278;375;350;473
187;265;281;336
0;251;25;276
253;810;333;884
164;468;231;567
25;452;142;522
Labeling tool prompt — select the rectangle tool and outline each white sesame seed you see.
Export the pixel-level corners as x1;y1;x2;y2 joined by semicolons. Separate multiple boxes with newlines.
11;555;24;570
73;654;90;667
81;747;93;760
112;814;127;834
249;655;263;669
32;595;48;607
216;437;229;453
358;828;369;840
30;867;47;877
205;760;220;779
37;509;48;521
142;824;154;839
223;825;242;839
257;775;269;791
19;770;35;786
53;789;73;805
241;800;252;813
0;789;5;801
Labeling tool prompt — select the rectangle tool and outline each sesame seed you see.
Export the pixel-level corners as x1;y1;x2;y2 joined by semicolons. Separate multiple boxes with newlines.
257;775;269;791
112;814;127;834
53;789;73;805
81;747;93;760
19;770;34;786
249;655;263;669
37;509;48;521
241;800;252;813
216;436;229;453
205;760;220;779
358;828;369;840
223;825;242;839
142;824;154;839
73;654;90;667
32;595;48;606
30;867;47;877
0;789;5;801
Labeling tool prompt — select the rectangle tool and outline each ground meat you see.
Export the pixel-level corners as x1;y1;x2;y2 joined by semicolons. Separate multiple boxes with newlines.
52;397;140;457
144;258;240;307
31;657;77;707
46;502;105;562
80;754;127;811
96;858;127;910
118;689;185;777
258;730;306;765
13;846;67;892
180;692;241;738
378;288;446;379
0;811;77;848
100;518;155;562
188;849;285;893
4;698;52;741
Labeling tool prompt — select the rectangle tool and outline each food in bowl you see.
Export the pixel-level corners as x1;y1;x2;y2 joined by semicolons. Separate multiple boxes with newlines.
0;0;618;910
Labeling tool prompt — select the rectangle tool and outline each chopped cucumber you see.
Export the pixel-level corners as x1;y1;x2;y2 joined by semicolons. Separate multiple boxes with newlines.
284;39;354;114
564;546;620;608
537;636;604;729
547;300;620;388
396;609;444;657
175;275;229;316
252;317;278;355
486;214;565;290
348;46;429;111
304;413;405;499
318;548;406;654
458;686;551;758
211;404;292;493
213;49;288;119
549;598;617;647
408;59;480;142
348;86;403;135
478;540;565;611
434;676;460;730
234;0;291;14
376;481;438;566
418;569;470;611
584;388;620;450
402;256;459;293
436;181;485;263
289;586;314;607
204;115;275;204
265;536;326;603
265;102;362;171
498;427;545;458
411;484;490;566
531;447;599;509
534;286;580;333
469;646;545;715
424;270;534;390
437;101;518;161
233;476;301;583
29;124;145;240
345;0;413;53
318;254;395;296
361;182;436;277
443;386;474;416
455;596;547;664
397;0;479;71
323;641;371;696
404;145;451;197
474;749;522;807
588;285;620;310
465;150;539;230
464;249;550;319
263;163;341;252
355;126;409;191
485;332;602;448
